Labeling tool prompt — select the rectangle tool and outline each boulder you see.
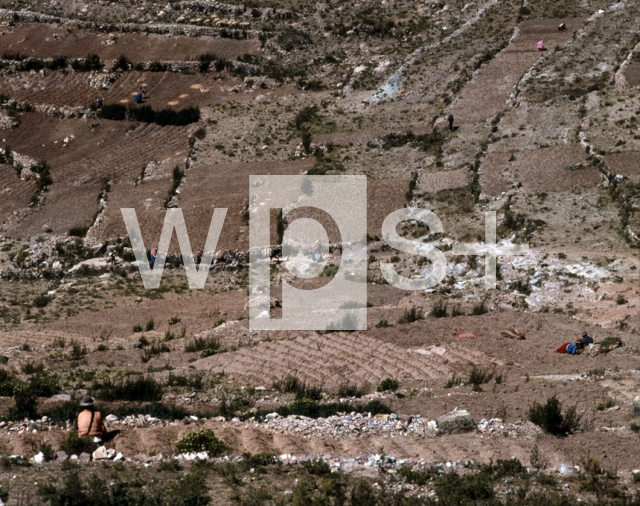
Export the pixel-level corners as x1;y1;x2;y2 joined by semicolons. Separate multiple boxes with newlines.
436;409;476;432
51;394;72;402
92;446;116;460
633;396;640;416
79;452;92;463
54;451;68;461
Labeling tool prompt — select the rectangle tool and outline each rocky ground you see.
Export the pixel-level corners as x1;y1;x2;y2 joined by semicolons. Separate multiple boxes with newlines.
0;0;640;504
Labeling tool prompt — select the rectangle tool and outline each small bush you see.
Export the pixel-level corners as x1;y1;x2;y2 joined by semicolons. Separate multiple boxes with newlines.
112;54;132;71
471;299;489;315
272;374;323;401
429;300;448;318
337;381;369;398
60;432;97;455
21;361;44;375
444;374;463;389
302;458;331;475
98;104;126;121
167;372;204;391
175;429;231;456
398;467;432;486
133;324;143;333
185;336;220;354
92;375;163;402
145;318;155;331
71;54;103;71
141;339;170;363
594;398;616;411
375;319;389;328
38;442;55;462
69;340;87;360
376;378;399;392
397;307;424;324
33;293;51;308
528;395;581;436
8;382;38;420
468;366;494;386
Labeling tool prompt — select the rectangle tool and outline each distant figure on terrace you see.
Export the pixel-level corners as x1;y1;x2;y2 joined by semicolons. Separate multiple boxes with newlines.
97;97;104;108
558;23;567;31
537;40;546;51
76;395;107;440
150;247;158;266
134;92;143;104
311;241;323;262
195;249;203;266
580;330;594;346
447;114;454;131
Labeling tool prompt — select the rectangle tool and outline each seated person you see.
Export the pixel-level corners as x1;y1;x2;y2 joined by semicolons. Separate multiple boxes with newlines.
580;330;594;345
76;395;107;439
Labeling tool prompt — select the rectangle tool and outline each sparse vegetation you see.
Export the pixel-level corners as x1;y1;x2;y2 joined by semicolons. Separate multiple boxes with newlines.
528;395;581;436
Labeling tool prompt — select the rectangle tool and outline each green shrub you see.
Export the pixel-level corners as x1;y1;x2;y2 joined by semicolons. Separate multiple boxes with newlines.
398;466;432;486
528;395;581;436
60;430;98;455
376;378;399;392
167;372;204;391
468;366;494;386
145;318;155;331
272;374;323;401
98;104;126;121
302;458;331;475
92;375;163;402
428;300;448;318
21;361;44;375
141;340;170;363
184;336;220;355
175;429;231;456
112;54;132;71
133;324;143;333
471;299;489;315
337;381;369;398
8;382;38;420
433;471;495;503
69;340;87;360
397;307;424;324
75;54;103;71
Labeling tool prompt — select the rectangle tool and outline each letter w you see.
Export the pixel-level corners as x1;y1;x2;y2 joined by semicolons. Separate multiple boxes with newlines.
121;208;227;289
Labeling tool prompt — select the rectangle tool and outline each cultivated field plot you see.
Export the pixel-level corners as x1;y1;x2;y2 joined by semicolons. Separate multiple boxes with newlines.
419;168;468;194
313;124;432;147
136;159;314;252
0;70;277;109
0;164;34;228
480;144;600;196
0;23;259;61
1;113;190;237
450;18;583;124
194;332;500;388
605;151;640;177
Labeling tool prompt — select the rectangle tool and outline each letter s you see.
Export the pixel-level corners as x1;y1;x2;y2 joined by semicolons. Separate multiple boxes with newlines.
379;208;446;290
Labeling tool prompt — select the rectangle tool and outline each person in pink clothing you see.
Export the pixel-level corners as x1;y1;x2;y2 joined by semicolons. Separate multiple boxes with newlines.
537;40;546;51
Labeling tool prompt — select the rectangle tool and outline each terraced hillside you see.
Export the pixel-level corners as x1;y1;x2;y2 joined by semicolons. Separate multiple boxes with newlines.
1;0;640;504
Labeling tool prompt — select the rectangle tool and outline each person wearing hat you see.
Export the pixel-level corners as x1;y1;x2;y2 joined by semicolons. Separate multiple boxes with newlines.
77;395;107;439
581;330;594;346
